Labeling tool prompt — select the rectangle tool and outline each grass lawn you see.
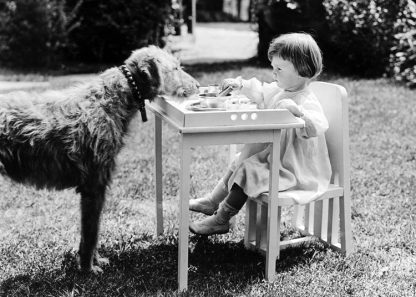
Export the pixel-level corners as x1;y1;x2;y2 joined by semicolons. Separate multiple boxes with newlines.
1;62;415;296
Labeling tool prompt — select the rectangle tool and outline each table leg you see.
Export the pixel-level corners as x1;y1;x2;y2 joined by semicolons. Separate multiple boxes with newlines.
266;130;281;281
178;135;191;291
155;115;163;236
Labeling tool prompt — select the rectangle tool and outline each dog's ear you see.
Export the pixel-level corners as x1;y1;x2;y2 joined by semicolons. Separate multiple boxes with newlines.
137;57;162;99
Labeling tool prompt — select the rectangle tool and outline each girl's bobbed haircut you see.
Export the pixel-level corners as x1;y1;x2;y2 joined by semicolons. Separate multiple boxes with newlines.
268;33;323;78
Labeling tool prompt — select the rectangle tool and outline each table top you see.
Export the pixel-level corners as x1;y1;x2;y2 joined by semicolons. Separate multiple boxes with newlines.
147;96;305;134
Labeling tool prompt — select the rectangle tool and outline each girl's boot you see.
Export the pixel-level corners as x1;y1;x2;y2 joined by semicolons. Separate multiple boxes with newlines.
189;180;228;215
189;202;238;235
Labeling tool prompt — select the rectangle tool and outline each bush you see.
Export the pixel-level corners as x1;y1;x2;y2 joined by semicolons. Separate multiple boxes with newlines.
388;0;416;88
322;0;401;77
254;0;329;65
255;0;415;82
66;0;172;64
0;0;173;69
0;0;71;69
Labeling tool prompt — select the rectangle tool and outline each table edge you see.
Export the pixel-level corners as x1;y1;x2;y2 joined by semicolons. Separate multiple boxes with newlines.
147;102;305;133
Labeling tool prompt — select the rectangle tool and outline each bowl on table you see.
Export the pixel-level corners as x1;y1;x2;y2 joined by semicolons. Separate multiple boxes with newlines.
200;96;229;108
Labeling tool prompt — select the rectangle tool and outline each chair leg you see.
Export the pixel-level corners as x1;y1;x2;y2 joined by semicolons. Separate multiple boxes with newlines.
244;192;353;281
326;199;337;245
339;195;353;255
256;203;267;250
255;202;261;250
261;204;268;250
321;199;329;242
304;202;315;235
244;199;257;250
327;198;336;247
313;200;323;237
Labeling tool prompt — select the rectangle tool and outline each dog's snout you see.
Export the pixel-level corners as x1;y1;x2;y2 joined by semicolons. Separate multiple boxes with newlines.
180;70;200;95
191;78;200;90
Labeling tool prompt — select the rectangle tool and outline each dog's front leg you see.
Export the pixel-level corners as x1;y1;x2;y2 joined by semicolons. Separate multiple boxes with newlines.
78;186;108;274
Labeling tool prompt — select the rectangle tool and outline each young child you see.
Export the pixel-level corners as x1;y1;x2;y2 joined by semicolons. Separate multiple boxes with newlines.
189;32;332;235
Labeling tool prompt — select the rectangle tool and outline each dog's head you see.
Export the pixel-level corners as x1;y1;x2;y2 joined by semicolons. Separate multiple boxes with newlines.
124;46;199;100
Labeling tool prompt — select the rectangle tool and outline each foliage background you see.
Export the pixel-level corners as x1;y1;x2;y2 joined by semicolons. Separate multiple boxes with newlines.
65;0;172;64
0;0;415;87
254;0;416;87
388;1;416;88
0;0;172;68
0;0;70;68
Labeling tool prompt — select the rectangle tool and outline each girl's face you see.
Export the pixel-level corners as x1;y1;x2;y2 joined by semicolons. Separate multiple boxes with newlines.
271;56;308;91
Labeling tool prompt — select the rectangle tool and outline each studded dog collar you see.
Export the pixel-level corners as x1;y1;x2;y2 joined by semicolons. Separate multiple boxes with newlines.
118;64;148;122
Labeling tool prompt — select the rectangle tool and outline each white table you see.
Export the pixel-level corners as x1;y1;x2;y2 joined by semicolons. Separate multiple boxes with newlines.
147;101;304;291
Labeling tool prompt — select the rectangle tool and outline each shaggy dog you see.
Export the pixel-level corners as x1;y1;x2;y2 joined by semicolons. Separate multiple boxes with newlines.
0;46;199;273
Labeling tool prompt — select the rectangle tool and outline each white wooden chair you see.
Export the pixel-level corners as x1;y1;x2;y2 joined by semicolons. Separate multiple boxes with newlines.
241;81;353;280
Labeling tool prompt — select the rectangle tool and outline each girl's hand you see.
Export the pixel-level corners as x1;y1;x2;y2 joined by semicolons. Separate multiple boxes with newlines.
275;99;304;117
221;77;242;91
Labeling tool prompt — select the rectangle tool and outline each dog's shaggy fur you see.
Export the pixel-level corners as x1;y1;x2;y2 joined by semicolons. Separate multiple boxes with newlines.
0;46;199;273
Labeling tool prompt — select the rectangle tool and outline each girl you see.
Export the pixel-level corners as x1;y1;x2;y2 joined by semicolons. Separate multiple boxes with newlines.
189;32;332;235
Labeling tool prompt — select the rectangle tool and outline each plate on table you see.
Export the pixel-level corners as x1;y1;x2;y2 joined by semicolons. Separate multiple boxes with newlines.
186;101;226;112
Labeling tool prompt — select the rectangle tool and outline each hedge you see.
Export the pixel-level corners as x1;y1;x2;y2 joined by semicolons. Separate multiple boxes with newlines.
0;0;172;69
0;0;70;69
255;0;416;87
388;0;416;88
66;0;172;64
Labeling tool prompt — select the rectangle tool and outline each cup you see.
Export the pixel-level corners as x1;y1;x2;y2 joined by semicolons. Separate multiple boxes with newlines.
207;84;219;96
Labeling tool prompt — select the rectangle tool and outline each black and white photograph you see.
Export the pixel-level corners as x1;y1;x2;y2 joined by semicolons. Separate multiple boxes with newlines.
0;0;415;296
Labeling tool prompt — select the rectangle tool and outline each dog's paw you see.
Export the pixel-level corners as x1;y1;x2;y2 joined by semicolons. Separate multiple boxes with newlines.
95;256;110;266
77;263;105;275
94;251;110;266
76;253;106;274
90;265;104;275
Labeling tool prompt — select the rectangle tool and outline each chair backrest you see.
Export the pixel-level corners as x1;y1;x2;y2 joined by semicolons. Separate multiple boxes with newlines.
309;81;350;188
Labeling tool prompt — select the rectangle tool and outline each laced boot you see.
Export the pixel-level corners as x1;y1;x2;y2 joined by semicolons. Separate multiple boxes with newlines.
189;180;228;215
189;202;238;235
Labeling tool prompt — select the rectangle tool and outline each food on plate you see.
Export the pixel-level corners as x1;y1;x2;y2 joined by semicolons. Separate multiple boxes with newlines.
186;86;257;111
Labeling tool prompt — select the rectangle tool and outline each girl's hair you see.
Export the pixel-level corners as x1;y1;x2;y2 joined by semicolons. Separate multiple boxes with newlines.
267;33;322;78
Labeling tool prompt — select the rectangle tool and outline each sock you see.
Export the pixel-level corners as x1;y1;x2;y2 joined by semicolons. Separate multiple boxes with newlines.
224;183;248;211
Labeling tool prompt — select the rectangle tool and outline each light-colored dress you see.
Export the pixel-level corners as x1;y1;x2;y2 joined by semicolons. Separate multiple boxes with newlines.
227;78;332;204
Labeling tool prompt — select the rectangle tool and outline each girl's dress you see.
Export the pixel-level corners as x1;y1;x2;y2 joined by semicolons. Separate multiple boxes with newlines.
227;78;332;204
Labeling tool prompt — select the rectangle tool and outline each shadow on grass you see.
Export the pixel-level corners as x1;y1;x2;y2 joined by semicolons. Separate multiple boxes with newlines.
0;58;262;78
0;233;324;296
185;58;261;75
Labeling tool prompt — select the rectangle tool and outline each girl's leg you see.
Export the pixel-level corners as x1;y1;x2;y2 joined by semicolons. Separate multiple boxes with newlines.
189;169;233;215
189;183;248;235
225;183;248;209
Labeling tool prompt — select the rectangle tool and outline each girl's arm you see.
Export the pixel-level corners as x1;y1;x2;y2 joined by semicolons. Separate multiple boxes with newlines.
296;96;329;138
239;77;263;104
239;78;280;106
